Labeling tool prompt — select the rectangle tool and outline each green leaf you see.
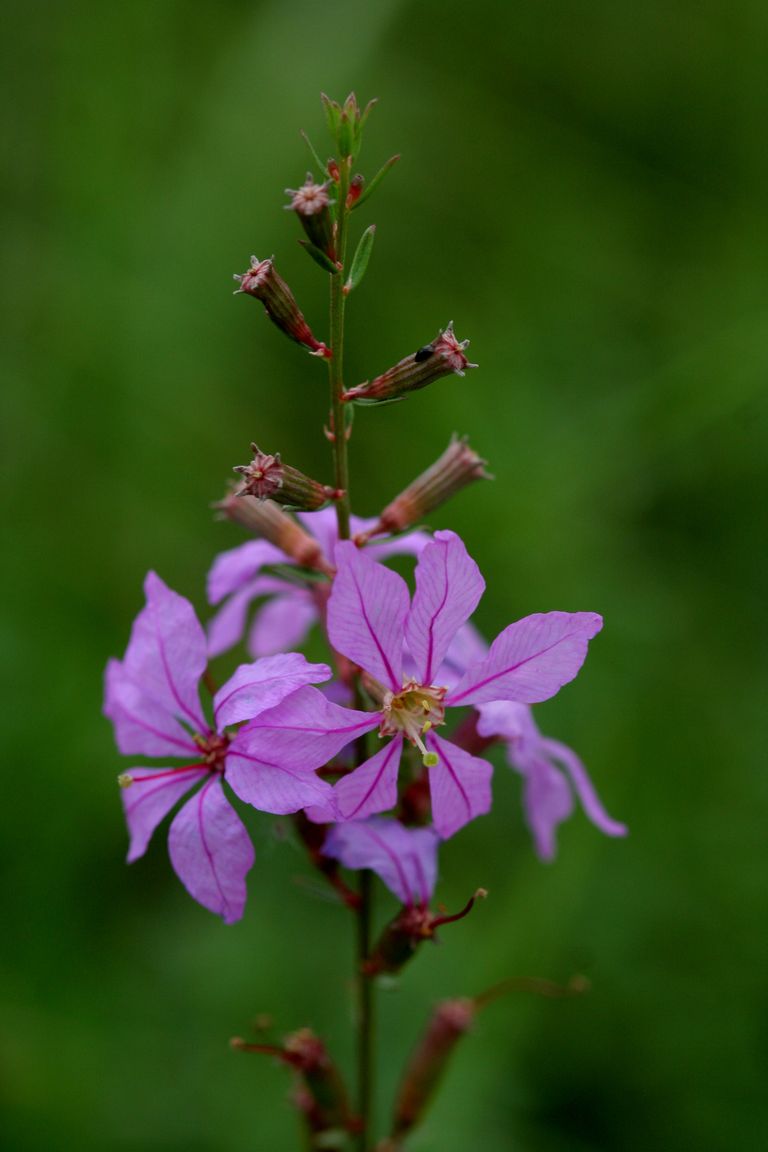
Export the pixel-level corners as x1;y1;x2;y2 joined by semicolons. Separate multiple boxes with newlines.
352;154;401;210
261;563;329;586
300;129;327;176
338;112;354;158
345;225;376;293
298;239;339;275
320;93;341;140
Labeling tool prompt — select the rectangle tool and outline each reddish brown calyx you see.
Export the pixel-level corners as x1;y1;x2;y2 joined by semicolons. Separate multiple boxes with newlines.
234;443;344;512
363;889;487;977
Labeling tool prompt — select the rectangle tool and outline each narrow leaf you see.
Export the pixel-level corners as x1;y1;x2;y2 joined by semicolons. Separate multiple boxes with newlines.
298;239;339;275
345;225;376;293
352;154;400;210
300;129;327;176
320;93;341;139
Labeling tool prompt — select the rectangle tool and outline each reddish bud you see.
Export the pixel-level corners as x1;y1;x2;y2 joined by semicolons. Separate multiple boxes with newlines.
233;255;330;358
285;173;336;260
391;998;475;1140
343;323;477;404
233;443;343;512
357;435;491;543
347;173;364;207
215;491;330;573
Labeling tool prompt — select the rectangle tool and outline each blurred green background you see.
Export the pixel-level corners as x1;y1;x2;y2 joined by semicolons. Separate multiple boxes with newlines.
3;1;767;1149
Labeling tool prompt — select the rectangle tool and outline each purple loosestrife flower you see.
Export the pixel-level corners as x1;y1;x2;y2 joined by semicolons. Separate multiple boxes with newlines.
206;507;429;660
267;530;603;839
104;572;333;922
475;700;627;860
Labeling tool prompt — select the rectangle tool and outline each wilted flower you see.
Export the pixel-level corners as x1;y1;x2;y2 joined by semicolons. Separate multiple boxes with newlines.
233;442;342;511
233;255;330;358
343;323;477;404
104;573;333;921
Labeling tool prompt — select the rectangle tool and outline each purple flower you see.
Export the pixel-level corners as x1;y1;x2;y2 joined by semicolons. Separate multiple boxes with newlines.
476;700;628;860
206;508;430;660
104;572;333;922
262;530;603;839
323;818;439;906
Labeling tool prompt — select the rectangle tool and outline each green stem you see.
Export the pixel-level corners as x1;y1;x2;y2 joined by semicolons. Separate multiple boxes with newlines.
326;158;375;1149
328;161;351;541
357;869;375;1149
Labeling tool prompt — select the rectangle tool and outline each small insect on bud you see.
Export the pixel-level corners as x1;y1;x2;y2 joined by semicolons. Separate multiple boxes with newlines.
343;322;477;404
357;435;491;543
233;443;344;513
233;255;330;358
215;491;330;573
285;173;336;260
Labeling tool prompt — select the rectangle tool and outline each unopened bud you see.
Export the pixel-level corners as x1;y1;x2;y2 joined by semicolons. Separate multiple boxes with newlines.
391;998;475;1139
347;174;364;207
343;323;477;404
360;436;491;542
234;443;343;512
215;492;329;572
285;174;336;260
233;256;330;358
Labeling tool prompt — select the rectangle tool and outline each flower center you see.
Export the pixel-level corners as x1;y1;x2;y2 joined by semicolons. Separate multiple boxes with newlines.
380;680;447;766
192;731;230;772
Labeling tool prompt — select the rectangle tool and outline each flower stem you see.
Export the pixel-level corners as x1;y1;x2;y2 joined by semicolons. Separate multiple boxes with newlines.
328;161;351;542
357;869;375;1148
326;158;375;1148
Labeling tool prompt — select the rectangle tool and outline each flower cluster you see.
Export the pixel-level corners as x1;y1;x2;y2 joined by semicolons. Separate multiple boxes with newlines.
105;523;624;921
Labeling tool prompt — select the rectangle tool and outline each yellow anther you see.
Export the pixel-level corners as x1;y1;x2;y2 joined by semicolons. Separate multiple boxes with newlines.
421;720;432;735
117;774;134;789
423;751;439;768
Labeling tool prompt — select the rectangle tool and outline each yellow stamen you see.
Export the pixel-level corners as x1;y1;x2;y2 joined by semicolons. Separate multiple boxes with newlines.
117;774;134;789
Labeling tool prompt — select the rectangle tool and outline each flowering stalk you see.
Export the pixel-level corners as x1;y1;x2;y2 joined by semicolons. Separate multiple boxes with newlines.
103;91;626;1152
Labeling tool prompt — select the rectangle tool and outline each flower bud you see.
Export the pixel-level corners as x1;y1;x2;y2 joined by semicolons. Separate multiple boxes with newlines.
364;890;487;977
233;443;343;512
232;1027;353;1145
233;256;330;358
357;435;490;542
215;491;329;572
343;323;477;404
285;174;336;260
391;998;475;1140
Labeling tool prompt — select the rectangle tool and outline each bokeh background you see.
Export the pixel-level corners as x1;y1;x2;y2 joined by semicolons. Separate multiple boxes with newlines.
3;1;767;1149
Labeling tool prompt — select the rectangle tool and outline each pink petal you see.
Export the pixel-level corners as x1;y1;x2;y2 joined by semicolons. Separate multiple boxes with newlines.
539;737;628;841
365;527;431;560
213;653;331;728
327;541;409;689
122;572;207;732
247;591;317;658
121;766;208;862
517;758;575;861
104;659;199;758
225;751;335;817
438;622;490;687
296;507;339;562
323;818;439;905
447;611;603;707
168;777;254;923
207;540;286;604
206;578;265;659
230;686;379;771
406;531;484;685
334;735;403;821
426;734;493;839
475;699;529;742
